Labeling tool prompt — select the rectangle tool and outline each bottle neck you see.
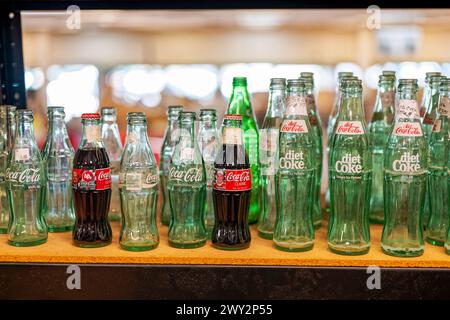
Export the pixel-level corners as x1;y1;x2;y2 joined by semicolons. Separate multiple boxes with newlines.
48;114;68;138
285;89;308;119
126;121;149;145
266;88;285;118
199;119;217;131
80;120;103;148
178;120;196;144
373;82;395;113
338;90;365;121
228;85;251;115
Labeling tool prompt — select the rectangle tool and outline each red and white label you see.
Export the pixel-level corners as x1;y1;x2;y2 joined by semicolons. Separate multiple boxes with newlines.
72;168;111;190
336;121;364;135
393;122;423;137
280;120;308;133
397;99;420;119
213;168;252;192
285;96;308;116
438;96;450;117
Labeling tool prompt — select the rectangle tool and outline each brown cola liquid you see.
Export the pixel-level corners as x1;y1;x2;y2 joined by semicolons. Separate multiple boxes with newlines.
212;143;251;250
72;147;112;247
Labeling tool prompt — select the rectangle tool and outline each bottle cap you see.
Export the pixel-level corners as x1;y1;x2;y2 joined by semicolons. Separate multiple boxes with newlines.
81;113;101;119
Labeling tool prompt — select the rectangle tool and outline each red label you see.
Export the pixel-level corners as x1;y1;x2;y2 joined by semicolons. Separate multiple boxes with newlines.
73;168;111;190
423;114;435;125
419;106;426;118
213;168;251;192
280;120;308;133
393;123;423;137
336;121;364;135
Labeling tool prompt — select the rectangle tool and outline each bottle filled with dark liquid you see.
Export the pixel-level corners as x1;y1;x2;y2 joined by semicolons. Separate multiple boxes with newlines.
72;113;112;248
212;114;251;250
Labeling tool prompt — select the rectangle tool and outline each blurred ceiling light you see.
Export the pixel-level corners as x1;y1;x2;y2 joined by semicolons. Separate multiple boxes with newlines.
398;61;420;82
46;64;99;121
165;65;218;100
418;62;443;86
246;63;274;93
220;64;250;98
364;64;383;89
142;93;162;108
334;63;364;83
376;26;422;56
25;67;45;90
237;13;283;29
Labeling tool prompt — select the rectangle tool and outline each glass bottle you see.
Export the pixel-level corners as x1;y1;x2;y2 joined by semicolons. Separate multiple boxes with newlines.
119;112;159;251
368;74;396;223
41;106;75;232
300;72;323;228
168;111;206;248
328;78;371;255
197;108;221;238
6;110;47;246
226;77;260;224
420;72;441;119
258;78;285;239
428;78;449;246
382;79;427;257
0;105;16;233
159;105;183;226
274;79;316;252
101;107;123;222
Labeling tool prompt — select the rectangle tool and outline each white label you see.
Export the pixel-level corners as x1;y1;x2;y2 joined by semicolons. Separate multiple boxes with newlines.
223;128;243;145
438;97;450;117
5;167;40;184
125;172;142;191
280;119;308;133
279;150;305;170
127;132;139;144
397;99;420;119
336;121;364;135
393;122;423;137
335;153;362;174
432;119;441;133
86;126;101;143
180;148;195;161
14;148;30;161
393;152;421;173
285;96;308;116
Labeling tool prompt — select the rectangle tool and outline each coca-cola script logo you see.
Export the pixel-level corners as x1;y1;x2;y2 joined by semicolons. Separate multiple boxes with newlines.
393;123;423;137
82;171;94;182
169;167;203;183
145;173;159;185
336;121;364;135
280;120;308;133
213;168;251;191
6;168;40;184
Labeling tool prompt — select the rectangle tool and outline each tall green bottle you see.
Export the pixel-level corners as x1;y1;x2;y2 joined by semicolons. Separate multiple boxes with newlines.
226;77;260;224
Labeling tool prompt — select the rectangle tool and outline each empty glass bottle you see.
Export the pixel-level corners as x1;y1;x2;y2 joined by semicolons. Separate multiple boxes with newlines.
160;105;183;226
328;78;371;255
368;74;396;223
258;78;285;239
226;77;260;224
427;78;449;246
420;72;441;119
382;79;427;257
197;108;221;238
274;79;316;252
119;112;159;251
300;72;323;228
0;105;16;234
42;106;75;232
168;111;206;248
101;107;123;222
6;110;47;246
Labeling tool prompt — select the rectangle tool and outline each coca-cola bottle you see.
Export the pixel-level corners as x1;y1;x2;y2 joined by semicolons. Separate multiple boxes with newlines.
160;105;183;226
119;112;159;251
0;105;16;234
300;72;323;228
420;72;441;119
328;78;371;255
382;79;427;257
226;77;260;224
427;78;449;246
72;113;112;248
258;78;285;239
197;109;221;238
274;79;316;252
168;111;206;248
101;107;123;222
6;110;47;246
213;114;251;250
368;74;396;223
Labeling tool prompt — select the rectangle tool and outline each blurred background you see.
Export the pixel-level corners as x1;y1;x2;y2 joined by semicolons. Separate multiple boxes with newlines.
21;9;450;154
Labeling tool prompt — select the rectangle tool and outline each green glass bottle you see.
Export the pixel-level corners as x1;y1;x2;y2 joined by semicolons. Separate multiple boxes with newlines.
368;74;396;223
226;77;260;224
428;78;449;247
300;72;323;228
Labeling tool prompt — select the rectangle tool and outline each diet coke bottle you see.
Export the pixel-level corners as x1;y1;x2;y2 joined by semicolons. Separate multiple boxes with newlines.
212;114;251;250
72;113;112;248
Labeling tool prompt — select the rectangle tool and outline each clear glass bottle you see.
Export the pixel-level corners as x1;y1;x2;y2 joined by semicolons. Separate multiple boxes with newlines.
159;105;183;226
101;107;123;222
6;110;47;246
382;79;427;257
328;78;371;255
274;79;316;252
119;112;159;251
258;78;285;239
168;111;206;249
197;108;221;239
420;72;441;119
42;106;75;232
368;74;396;223
0;105;16;234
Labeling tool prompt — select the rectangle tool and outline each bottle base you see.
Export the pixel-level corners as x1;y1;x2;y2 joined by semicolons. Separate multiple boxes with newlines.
274;243;314;252
257;229;273;240
381;246;423;257
169;240;206;249
73;240;112;248
48;225;73;233
328;243;370;256
426;237;444;247
212;242;250;251
8;238;47;247
120;243;159;251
